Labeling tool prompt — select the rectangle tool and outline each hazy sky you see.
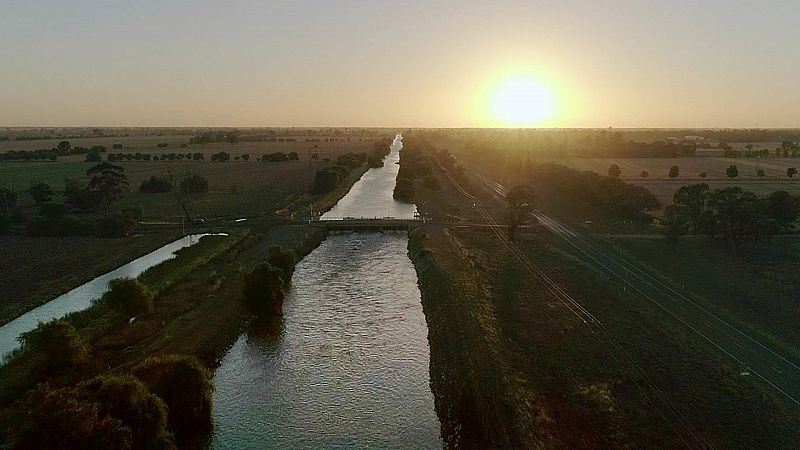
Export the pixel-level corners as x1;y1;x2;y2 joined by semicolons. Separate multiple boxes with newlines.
1;0;798;127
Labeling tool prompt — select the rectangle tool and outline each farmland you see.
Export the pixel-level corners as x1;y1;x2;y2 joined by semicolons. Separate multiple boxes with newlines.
526;156;800;205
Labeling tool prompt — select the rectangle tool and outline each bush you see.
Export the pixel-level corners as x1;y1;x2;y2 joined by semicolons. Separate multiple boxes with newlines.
311;166;349;194
9;384;131;449
103;278;154;316
0;188;16;213
140;176;172;193
77;375;176;449
132;354;213;445
66;188;102;213
393;178;415;202
242;263;285;317
268;246;297;284
96;207;142;238
180;175;209;194
19;319;88;372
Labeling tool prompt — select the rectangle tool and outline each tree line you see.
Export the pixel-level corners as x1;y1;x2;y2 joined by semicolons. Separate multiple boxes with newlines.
530;163;662;223
1;141;107;162
663;185;799;247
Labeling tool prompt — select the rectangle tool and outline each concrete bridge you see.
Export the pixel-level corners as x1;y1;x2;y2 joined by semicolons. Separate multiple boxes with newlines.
309;217;422;232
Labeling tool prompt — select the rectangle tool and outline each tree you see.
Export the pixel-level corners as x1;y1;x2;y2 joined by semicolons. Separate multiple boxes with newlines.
668;165;680;178
132;354;213;446
640;170;649;178
57;140;72;155
28;182;54;204
726;165;739;179
788;167;798;178
0;188;17;213
268;246;297;284
662;205;687;248
765;191;799;230
673;183;710;233
76;375;176;449
241;153;250;161
140;175;172;193
103;278;154;316
18;318;88;373
85;149;103;162
96;207;141;237
757;169;765;177
179;175;209;194
608;164;622;178
506;185;535;241
9;384;131;450
242;262;285;317
699;172;708;178
87;162;128;214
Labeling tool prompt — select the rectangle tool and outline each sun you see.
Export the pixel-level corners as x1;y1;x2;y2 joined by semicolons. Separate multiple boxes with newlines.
490;75;556;126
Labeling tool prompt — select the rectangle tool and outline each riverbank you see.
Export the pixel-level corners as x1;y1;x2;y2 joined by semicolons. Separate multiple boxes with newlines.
404;136;800;448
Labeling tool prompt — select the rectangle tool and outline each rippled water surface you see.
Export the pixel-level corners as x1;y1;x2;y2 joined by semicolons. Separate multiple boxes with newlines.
211;135;442;448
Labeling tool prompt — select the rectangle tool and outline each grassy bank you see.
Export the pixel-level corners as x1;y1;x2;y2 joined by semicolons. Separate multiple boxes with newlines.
0;220;328;444
405;141;799;448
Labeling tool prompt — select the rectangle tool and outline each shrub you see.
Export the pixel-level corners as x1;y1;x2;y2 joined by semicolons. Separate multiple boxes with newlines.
608;164;622;178
640;170;649;178
180;175;209;194
669;165;680;178
95;207;141;238
393;178;414;202
19;319;88;372
9;384;131;449
268;246;297;284
132;354;213;444
0;188;17;213
103;278;154;316
242;263;285;317
140;176;172;193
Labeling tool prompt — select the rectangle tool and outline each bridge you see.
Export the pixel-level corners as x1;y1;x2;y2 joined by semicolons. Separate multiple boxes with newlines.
309;217;422;232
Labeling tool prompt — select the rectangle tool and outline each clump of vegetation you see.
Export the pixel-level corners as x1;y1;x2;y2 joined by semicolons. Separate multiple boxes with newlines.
18;318;88;373
132;354;214;445
103;278;155;317
336;152;367;168
139;176;173;193
268;245;297;284
607;164;621;177
668;165;680;178
262;151;299;162
506;185;535;240
667;183;800;246
393;178;415;202
77;375;176;449
242;262;285;317
95;207;142;237
179;175;209;194
311;165;350;194
529;163;661;223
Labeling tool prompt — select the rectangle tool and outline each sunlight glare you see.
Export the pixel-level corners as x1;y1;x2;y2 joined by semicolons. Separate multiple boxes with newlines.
490;75;556;126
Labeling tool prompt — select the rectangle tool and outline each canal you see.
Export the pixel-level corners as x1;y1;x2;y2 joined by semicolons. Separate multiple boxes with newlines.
211;134;442;448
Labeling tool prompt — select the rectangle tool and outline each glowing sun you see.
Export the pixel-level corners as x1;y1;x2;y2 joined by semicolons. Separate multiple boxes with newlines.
490;75;556;126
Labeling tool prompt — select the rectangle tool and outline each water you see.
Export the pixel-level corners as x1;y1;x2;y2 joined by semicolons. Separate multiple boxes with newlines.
0;233;222;358
211;135;442;449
